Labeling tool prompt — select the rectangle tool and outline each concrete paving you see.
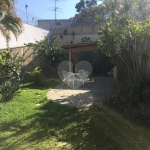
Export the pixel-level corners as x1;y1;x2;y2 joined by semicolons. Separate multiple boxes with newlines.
47;77;118;107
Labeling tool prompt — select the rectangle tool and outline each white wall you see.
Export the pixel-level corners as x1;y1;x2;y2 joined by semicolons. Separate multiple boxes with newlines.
0;23;49;49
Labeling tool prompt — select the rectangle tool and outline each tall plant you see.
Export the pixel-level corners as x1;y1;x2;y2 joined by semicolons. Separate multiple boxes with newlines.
26;37;67;68
0;50;22;101
98;0;150;101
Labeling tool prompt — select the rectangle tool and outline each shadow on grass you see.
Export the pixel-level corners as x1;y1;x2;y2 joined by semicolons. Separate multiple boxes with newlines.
1;99;150;150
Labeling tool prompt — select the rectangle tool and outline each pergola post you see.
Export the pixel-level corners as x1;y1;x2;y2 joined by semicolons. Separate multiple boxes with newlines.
74;53;77;72
61;41;101;73
69;49;72;72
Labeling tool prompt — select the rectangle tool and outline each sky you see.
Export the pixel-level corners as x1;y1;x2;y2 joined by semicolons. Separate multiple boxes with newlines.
16;0;102;23
16;0;84;22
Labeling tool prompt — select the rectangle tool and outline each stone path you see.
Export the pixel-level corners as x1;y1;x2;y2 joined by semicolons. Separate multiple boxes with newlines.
47;77;118;107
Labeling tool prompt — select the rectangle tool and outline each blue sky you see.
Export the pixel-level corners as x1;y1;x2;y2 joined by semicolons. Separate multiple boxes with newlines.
16;0;83;21
16;0;102;23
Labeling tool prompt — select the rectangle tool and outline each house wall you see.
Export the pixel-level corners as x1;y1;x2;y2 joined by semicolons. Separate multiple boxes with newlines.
51;24;100;45
0;23;49;49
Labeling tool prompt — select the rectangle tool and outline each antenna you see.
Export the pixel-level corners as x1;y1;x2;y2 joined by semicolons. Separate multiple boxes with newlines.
48;0;64;20
25;4;28;23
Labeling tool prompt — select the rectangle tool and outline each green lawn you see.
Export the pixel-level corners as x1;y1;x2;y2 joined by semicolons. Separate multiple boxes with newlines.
0;78;150;150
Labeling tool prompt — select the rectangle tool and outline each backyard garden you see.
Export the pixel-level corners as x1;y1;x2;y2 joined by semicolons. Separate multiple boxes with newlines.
1;0;150;149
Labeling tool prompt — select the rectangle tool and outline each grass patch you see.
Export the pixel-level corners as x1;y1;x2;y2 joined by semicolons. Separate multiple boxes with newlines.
0;78;150;150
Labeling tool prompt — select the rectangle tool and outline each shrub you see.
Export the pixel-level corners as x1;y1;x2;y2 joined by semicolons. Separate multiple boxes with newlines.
29;66;43;84
0;50;21;101
142;87;150;102
25;37;67;69
0;80;19;101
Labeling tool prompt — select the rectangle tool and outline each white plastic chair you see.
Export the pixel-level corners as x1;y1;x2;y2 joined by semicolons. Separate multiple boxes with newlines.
78;69;85;74
62;72;68;85
62;71;67;74
78;71;90;87
66;72;76;88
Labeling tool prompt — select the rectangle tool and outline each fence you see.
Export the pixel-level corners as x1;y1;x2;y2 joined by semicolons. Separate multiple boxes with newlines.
38;17;99;30
16;8;40;26
15;8;98;29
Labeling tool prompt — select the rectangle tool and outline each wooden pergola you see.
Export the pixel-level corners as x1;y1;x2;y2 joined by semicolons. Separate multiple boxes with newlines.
62;41;100;72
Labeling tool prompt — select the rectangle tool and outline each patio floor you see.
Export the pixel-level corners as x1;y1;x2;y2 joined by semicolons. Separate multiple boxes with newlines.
47;77;118;107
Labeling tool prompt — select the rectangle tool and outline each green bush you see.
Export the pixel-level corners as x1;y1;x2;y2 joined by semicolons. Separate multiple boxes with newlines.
0;80;19;101
25;37;67;68
81;37;91;42
29;66;43;84
0;50;21;101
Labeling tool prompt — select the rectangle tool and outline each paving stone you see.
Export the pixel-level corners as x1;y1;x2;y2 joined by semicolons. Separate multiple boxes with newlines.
47;77;117;107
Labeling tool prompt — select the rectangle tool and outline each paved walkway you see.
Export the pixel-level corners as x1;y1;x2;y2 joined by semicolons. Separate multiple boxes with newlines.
47;77;118;107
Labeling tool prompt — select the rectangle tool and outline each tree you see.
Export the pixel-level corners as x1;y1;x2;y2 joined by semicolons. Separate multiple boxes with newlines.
98;0;150;102
75;0;86;13
0;0;22;49
0;0;23;101
86;0;98;7
75;0;100;13
74;0;105;25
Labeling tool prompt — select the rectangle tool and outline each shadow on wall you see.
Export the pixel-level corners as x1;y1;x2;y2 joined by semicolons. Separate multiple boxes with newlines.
21;58;58;80
0;46;58;80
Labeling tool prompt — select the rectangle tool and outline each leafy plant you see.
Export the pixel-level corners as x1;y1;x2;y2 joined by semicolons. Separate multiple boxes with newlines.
0;50;21;101
0;80;19;101
71;31;75;39
63;29;68;44
0;0;22;49
63;29;67;35
98;0;150;102
59;35;63;39
29;66;43;84
81;36;91;42
25;37;67;69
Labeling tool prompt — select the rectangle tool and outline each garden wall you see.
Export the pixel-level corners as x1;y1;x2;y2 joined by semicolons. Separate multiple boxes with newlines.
0;46;57;79
51;24;100;45
0;46;40;74
0;46;58;79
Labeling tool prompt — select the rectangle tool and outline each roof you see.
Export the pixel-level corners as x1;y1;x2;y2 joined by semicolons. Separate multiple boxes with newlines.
61;41;100;53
